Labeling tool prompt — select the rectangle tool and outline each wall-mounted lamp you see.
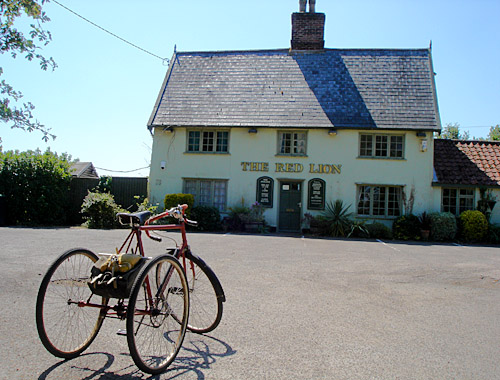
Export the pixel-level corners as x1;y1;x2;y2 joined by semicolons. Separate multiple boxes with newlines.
416;131;427;137
160;161;166;170
248;128;258;134
328;128;337;136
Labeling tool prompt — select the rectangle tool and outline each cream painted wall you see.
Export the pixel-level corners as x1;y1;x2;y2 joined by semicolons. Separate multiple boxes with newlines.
149;127;440;228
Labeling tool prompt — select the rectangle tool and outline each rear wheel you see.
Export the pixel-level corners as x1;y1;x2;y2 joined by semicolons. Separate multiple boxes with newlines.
183;252;224;334
127;254;189;375
36;248;107;358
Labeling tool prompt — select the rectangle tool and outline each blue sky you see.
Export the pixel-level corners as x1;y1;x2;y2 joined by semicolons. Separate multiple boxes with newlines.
2;0;499;177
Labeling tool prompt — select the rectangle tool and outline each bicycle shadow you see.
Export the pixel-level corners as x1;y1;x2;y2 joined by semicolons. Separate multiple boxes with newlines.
37;334;236;380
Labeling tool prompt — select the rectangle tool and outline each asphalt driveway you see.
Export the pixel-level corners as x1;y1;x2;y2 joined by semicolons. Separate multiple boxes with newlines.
0;227;499;379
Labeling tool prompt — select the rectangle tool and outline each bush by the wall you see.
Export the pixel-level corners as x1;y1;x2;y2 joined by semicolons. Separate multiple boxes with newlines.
459;210;488;242
366;222;393;240
81;191;124;229
0;149;72;225
190;205;222;231
164;193;195;217
392;214;421;240
429;212;457;241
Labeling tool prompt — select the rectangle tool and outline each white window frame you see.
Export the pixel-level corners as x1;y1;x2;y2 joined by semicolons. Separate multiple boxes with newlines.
356;184;403;218
183;179;228;212
277;131;307;156
441;188;475;215
187;129;229;153
359;133;405;159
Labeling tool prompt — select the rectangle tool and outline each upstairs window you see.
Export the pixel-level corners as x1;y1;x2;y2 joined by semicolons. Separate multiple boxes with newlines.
359;134;404;159
278;131;307;156
187;130;229;153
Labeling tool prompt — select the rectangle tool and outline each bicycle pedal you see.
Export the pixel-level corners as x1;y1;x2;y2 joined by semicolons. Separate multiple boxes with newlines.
116;329;127;336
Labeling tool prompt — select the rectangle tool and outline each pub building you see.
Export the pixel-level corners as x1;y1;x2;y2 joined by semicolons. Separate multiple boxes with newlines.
147;1;500;232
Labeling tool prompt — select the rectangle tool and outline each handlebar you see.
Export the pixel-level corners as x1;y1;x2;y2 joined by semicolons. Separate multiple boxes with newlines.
144;204;197;242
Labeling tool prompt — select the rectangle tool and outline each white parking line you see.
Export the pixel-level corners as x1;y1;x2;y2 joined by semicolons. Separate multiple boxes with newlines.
377;239;401;252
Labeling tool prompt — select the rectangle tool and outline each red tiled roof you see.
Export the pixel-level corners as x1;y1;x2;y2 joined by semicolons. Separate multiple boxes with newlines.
434;139;500;186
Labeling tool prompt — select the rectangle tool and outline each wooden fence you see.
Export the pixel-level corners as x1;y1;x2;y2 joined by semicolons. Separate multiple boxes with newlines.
68;177;148;225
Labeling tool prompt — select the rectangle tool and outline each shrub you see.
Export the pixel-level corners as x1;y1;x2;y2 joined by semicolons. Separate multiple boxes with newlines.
365;222;393;240
429;212;457;241
81;191;124;229
322;200;353;237
0;149;72;225
459;210;488;242
190;205;222;231
392;214;421;240
164;193;194;217
309;215;331;236
486;223;500;244
226;205;250;231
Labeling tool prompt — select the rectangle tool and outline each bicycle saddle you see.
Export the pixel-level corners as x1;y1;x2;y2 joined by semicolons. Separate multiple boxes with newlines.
117;211;152;226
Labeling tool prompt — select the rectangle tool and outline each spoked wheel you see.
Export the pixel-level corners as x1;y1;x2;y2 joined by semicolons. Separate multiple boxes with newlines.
127;254;189;375
183;252;224;334
36;248;107;358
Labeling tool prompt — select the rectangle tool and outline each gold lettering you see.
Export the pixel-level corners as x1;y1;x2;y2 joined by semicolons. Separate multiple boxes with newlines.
285;163;294;172
276;163;284;172
309;164;319;173
332;164;342;174
241;162;249;171
262;162;269;172
250;162;258;171
296;164;304;173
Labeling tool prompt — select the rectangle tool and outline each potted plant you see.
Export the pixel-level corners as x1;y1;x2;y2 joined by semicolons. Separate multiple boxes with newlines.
241;202;265;232
418;211;431;240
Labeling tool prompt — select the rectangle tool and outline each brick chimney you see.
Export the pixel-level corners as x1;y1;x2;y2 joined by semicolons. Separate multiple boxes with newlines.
291;1;325;51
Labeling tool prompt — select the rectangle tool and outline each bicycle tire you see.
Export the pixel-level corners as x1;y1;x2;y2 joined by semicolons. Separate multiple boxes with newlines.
183;251;225;334
126;254;189;375
36;248;107;359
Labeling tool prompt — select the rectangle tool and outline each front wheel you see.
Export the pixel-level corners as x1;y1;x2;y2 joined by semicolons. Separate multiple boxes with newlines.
36;248;107;359
127;254;189;375
183;252;224;334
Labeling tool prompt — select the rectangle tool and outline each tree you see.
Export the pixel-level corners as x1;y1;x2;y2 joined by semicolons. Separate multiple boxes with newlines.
1;0;56;142
436;122;470;140
487;125;500;141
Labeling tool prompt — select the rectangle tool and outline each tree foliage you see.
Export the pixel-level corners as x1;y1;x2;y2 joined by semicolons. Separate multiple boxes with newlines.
0;148;72;225
1;0;56;141
436;122;470;140
487;124;500;141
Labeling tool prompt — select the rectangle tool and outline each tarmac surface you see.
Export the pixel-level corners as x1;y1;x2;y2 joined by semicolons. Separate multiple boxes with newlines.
0;227;499;380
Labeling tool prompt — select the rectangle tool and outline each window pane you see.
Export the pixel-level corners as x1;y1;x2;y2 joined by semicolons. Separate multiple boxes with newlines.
357;186;371;215
372;186;386;216
184;180;197;198
216;131;228;152
293;133;307;155
388;187;401;216
360;135;373;156
213;181;227;211
442;188;457;214
199;181;212;206
390;136;403;158
202;131;214;152
375;136;388;157
280;132;292;154
458;189;474;214
188;131;200;152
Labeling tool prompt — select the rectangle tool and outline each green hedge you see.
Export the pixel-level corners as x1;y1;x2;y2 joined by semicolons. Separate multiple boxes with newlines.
429;212;457;241
164;193;194;216
81;191;124;229
459;210;488;242
392;214;421;240
190;205;222;231
0;149;72;225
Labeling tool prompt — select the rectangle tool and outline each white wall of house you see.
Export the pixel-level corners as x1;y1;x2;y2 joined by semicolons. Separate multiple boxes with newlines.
149;126;439;228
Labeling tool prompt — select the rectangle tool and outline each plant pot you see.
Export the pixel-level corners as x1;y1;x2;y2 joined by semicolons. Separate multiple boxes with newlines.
245;222;263;233
421;229;430;240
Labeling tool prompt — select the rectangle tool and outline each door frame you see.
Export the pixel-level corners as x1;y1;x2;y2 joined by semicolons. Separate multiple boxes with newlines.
278;179;303;232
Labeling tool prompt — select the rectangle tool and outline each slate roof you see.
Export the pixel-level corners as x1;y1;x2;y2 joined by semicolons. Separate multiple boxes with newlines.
433;139;500;186
148;48;441;131
70;162;99;179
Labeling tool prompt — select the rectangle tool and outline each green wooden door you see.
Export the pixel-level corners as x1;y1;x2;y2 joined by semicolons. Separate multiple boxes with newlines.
279;182;302;231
